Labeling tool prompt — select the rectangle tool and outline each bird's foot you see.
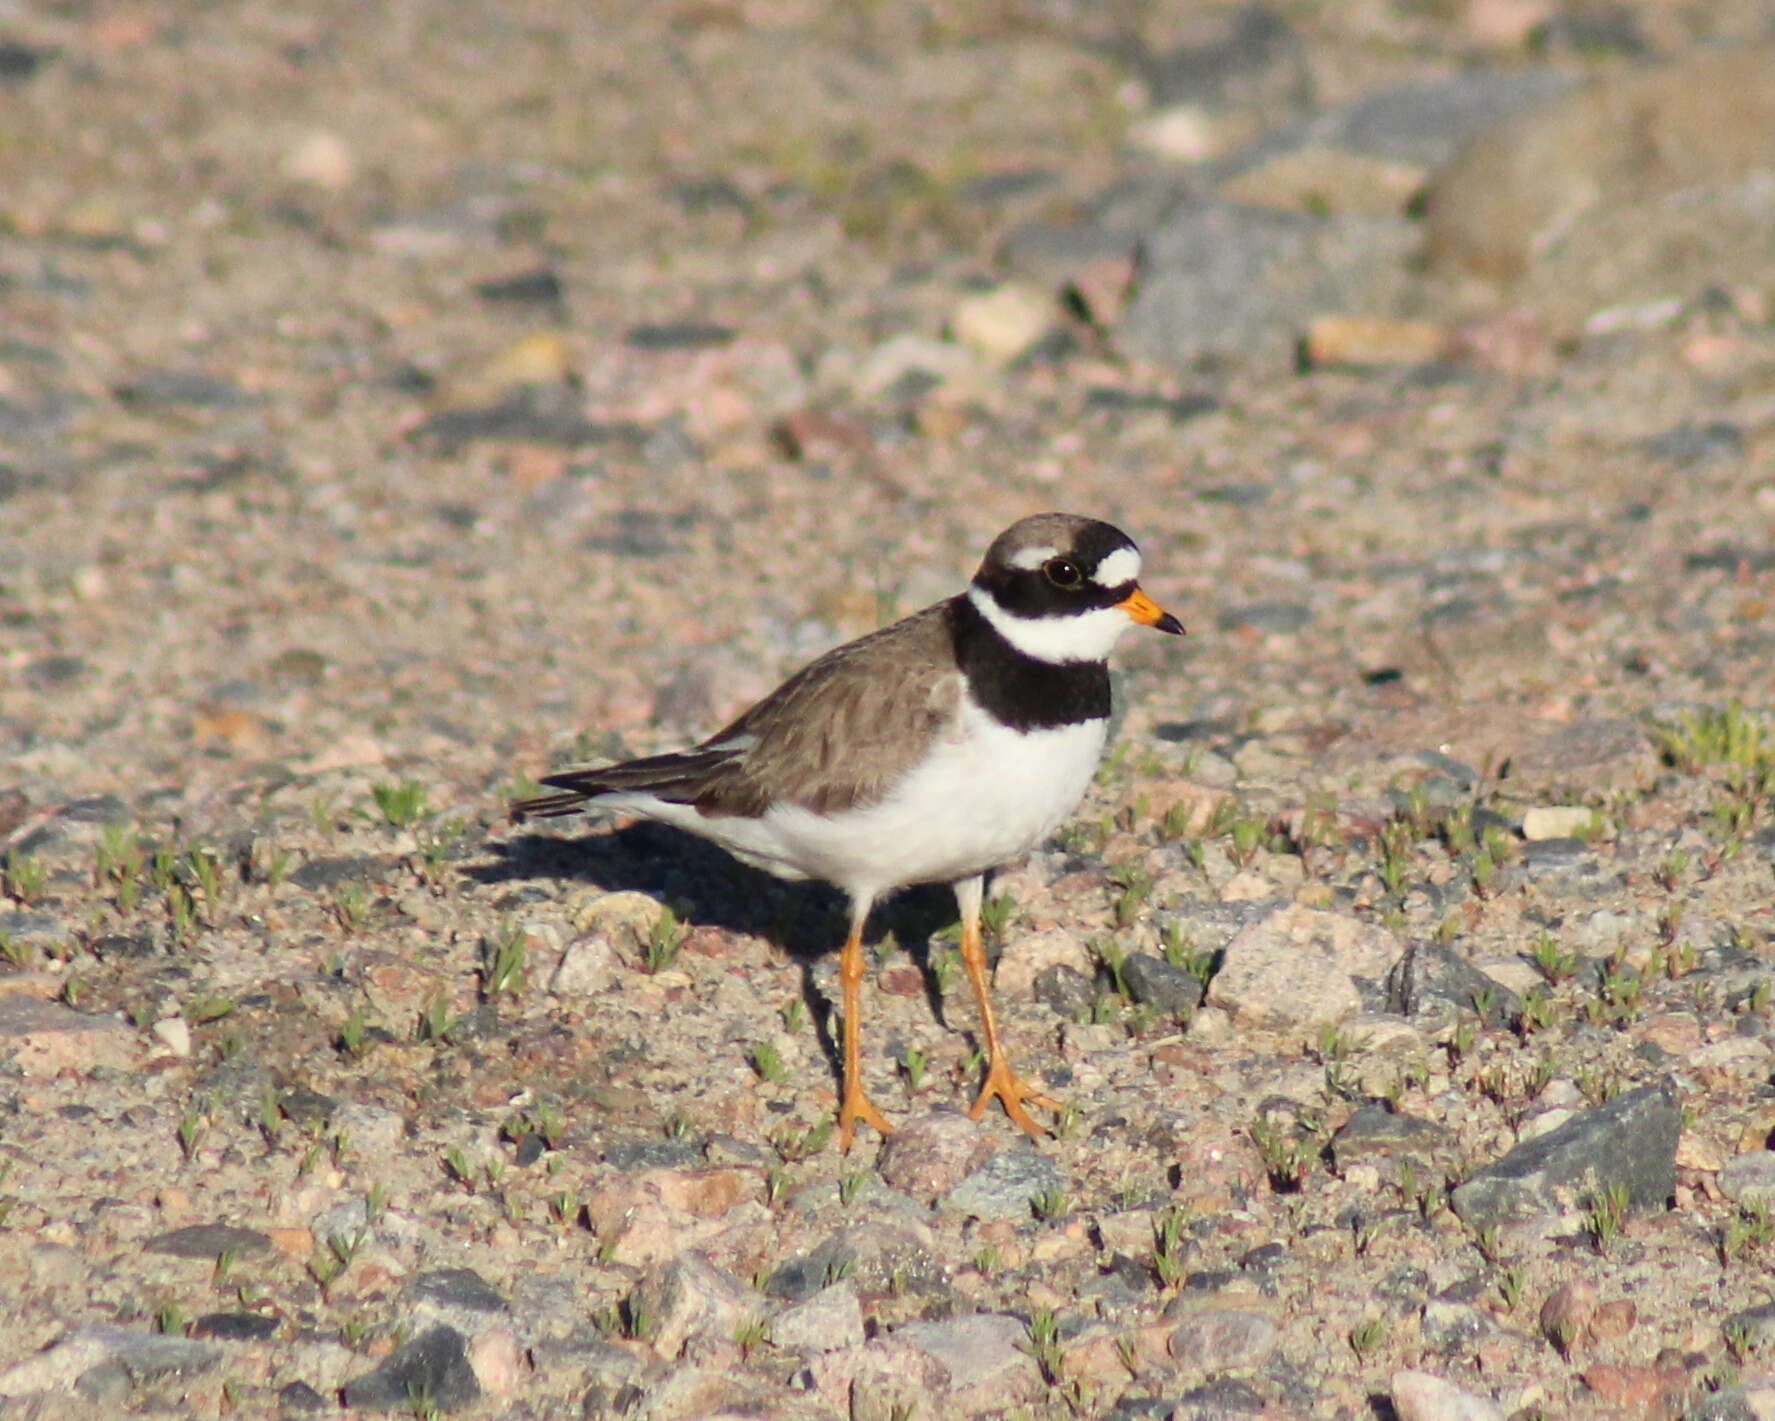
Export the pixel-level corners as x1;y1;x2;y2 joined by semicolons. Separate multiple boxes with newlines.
838;1087;895;1153
968;1059;1062;1139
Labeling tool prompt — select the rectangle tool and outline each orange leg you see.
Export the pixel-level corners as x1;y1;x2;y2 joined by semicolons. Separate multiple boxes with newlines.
955;875;1061;1137
837;904;893;1152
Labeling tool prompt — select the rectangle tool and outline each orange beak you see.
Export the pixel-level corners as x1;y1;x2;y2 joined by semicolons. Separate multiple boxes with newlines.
1118;586;1185;635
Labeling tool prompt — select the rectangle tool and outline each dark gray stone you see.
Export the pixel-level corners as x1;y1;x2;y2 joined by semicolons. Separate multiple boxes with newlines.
288;855;390;890
1291;70;1576;166
942;1149;1065;1221
57;794;131;824
278;1380;328;1413
474;268;563;307
624;322;734;350
603;1136;702;1171
342;1325;479;1412
1330;1105;1454;1177
1137;5;1310;110
74;1360;132;1405
1032;963;1093;1019
1451;1080;1680;1228
405;1268;509;1314
409;386;648;453
191;1312;280;1341
1642;420;1743;465
1121;953;1206;1013
1386;942;1520;1027
114;369;254;409
146;1224;272;1260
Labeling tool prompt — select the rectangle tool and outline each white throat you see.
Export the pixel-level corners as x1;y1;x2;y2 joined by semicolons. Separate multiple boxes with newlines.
967;585;1133;665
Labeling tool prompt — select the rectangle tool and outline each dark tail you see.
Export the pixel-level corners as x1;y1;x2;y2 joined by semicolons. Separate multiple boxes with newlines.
512;748;736;820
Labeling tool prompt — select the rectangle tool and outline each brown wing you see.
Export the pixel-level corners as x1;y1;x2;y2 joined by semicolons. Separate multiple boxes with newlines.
690;600;964;817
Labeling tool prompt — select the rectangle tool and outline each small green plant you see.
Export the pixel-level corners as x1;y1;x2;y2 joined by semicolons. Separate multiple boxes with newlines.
418;996;460;1043
1585;1180;1630;1254
1499;1265;1526;1312
1530;930;1577;984
154;1301;186;1336
980;890;1016;944
931;945;960;995
838;1170;868;1205
1031;1188;1069;1222
371;779;429;828
733;1315;770;1358
752;1040;790;1085
974;1243;1001;1276
1025;1309;1064;1385
644;905;687;972
337;1009;369;1059
1349;1316;1386;1361
177;1107;208;1160
334;883;370;932
781;997;807;1034
901;1046;927;1093
414;818;468;882
481;920;527;1001
1;850;45;905
1152;1206;1187;1287
1251;1115;1311;1192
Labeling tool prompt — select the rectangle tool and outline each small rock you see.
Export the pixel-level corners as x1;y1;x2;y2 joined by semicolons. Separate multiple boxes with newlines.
1386;942;1521;1027
878;1109;994;1200
1540;1280;1597;1353
892;1312;1035;1392
942;1149;1065;1221
1581;1363;1684;1412
1207;904;1401;1028
1216;600;1311;634
1719;1151;1775;1208
549;933;621;995
1303;314;1448;367
1390;1368;1506;1421
278;1380;328;1412
949;284;1055;366
0;1325;221;1397
1120;953;1206;1014
190;1312;279;1341
1166;1308;1278;1370
631;1252;752;1359
150;1016;191;1057
1031;964;1093;1019
1452;1080;1680;1229
771;1282;864;1354
282;129;355;189
568;890;667;958
342;1326;479;1412
0;995;138;1077
467;1326;523;1397
145;1224;272;1260
1521;806;1602;841
1331;1106;1454;1181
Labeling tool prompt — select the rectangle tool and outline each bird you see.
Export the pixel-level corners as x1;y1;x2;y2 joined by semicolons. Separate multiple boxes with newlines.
516;512;1183;1150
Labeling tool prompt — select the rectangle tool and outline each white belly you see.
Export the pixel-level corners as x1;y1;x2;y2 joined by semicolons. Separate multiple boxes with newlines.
627;702;1108;902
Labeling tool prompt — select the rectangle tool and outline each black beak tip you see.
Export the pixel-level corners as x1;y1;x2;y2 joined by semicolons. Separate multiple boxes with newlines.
1155;611;1186;636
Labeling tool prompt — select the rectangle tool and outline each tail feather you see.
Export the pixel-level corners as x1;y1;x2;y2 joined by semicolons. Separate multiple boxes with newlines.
513;748;737;820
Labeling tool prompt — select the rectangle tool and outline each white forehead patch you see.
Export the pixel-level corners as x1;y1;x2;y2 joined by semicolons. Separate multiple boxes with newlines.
1093;546;1141;588
1006;545;1059;571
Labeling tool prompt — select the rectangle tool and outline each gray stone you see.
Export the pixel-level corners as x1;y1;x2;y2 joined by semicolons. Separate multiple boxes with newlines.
1121;953;1206;1014
1032;963;1094;1019
630;1253;752;1359
342;1325;479;1412
892;1312;1033;1391
1216;601;1311;635
1296;71;1573;166
1720;1151;1775;1208
1207;904;1402;1029
1451;1080;1679;1229
1386;943;1520;1028
942;1149;1065;1221
145;1224;273;1260
1390;1367;1507;1421
289;854;390;889
0;1326;221;1397
1118;200;1416;367
771;1282;864;1354
1331;1105;1454;1180
1166;1308;1279;1370
878;1108;994;1200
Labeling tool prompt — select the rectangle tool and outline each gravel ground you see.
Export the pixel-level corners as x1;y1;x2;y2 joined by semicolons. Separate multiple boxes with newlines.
4;2;1775;1418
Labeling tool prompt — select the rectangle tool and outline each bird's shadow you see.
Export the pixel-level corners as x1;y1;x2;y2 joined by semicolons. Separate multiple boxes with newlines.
472;819;965;1074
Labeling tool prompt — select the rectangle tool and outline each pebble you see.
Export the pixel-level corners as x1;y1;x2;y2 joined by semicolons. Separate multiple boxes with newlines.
1390;1368;1506;1421
631;1253;753;1359
1451;1080;1680;1229
281;128;355;189
1386;942;1521;1028
771;1281;864;1354
145;1224;273;1260
1166;1307;1278;1370
892;1312;1034;1392
0;1325;221;1397
1719;1151;1775;1208
342;1326;479;1412
1206;904;1401;1028
1302;314;1448;367
0;995;138;1077
1119;953;1205;1014
942;1149;1065;1221
878;1109;994;1200
549;932;622;995
1521;806;1602;841
949;283;1055;366
1330;1106;1454;1181
466;1326;523;1397
1539;1279;1597;1352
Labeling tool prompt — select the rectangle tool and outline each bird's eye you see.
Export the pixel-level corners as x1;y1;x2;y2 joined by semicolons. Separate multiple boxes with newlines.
1043;557;1084;589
